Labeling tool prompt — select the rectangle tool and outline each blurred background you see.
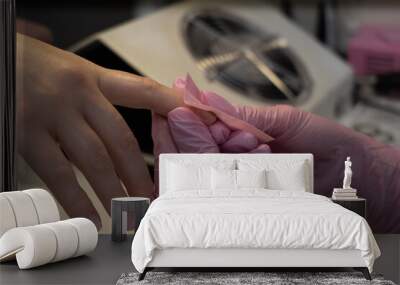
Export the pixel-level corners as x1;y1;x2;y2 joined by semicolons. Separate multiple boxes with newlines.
15;1;400;281
16;0;400;147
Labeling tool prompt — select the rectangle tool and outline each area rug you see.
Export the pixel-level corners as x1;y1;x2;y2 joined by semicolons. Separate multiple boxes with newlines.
116;271;396;285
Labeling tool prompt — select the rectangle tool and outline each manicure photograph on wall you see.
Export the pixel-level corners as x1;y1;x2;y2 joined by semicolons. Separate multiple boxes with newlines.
1;1;399;284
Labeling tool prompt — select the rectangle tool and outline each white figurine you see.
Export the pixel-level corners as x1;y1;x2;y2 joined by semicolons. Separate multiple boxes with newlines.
342;157;353;189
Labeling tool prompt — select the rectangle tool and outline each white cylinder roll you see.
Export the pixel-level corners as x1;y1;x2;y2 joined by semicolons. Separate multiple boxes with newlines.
43;221;79;262
64;218;98;257
0;219;97;269
0;226;57;269
1;192;39;227
0;196;17;237
23;189;60;224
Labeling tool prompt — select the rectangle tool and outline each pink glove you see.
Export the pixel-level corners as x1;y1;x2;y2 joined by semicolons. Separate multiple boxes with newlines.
152;75;400;233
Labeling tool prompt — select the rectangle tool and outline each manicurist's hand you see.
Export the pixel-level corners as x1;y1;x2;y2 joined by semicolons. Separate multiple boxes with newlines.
152;76;400;233
16;34;214;228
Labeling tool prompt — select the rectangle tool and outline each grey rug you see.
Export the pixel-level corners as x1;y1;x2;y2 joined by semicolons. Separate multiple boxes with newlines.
117;272;396;285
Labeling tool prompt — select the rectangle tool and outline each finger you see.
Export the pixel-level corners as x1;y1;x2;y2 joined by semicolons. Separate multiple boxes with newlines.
97;69;215;123
152;112;178;197
168;107;219;153
236;104;309;139
84;96;154;198
180;75;272;143
220;130;259;153
56;116;127;213
19;129;101;228
152;112;178;156
173;76;223;125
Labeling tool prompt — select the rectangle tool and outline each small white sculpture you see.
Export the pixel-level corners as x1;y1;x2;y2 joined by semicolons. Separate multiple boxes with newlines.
342;157;353;189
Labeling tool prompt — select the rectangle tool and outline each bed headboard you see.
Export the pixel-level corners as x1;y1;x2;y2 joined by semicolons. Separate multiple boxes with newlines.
159;153;314;195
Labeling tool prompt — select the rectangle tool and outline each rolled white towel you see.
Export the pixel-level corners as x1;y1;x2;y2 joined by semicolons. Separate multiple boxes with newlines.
0;226;57;269
0;218;98;269
42;221;79;262
0;189;60;239
64;218;98;257
0;191;39;227
23;189;60;224
0;196;17;237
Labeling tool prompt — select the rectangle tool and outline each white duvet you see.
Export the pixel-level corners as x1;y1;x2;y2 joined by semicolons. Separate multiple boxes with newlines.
131;190;380;273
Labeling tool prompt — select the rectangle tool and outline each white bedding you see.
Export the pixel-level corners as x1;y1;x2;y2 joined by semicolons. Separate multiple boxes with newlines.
131;190;380;273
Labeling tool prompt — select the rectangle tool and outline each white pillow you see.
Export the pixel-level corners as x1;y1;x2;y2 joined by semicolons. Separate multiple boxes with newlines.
266;162;306;191
211;168;237;190
238;159;307;191
236;169;267;189
167;163;211;191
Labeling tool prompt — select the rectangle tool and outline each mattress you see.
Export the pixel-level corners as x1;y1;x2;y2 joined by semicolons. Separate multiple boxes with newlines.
131;190;380;273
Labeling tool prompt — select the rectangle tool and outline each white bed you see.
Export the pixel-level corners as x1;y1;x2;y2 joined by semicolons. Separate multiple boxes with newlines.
131;154;380;280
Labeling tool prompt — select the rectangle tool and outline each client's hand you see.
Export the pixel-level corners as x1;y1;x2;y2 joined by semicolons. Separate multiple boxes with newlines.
16;35;213;227
152;76;400;233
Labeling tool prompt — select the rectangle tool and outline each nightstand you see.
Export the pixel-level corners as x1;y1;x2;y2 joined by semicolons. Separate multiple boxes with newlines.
331;198;366;218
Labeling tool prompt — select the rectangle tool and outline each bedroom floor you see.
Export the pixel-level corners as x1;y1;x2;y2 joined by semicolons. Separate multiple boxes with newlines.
374;234;400;284
117;271;394;285
0;235;398;284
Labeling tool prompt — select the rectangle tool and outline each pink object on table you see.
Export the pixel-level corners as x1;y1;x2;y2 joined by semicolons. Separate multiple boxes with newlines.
348;24;400;75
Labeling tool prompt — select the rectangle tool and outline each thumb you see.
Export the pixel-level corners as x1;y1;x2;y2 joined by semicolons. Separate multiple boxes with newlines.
236;105;311;139
168;107;219;153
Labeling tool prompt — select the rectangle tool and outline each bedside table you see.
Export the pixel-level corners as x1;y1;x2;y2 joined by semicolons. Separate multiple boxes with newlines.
331;198;366;218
